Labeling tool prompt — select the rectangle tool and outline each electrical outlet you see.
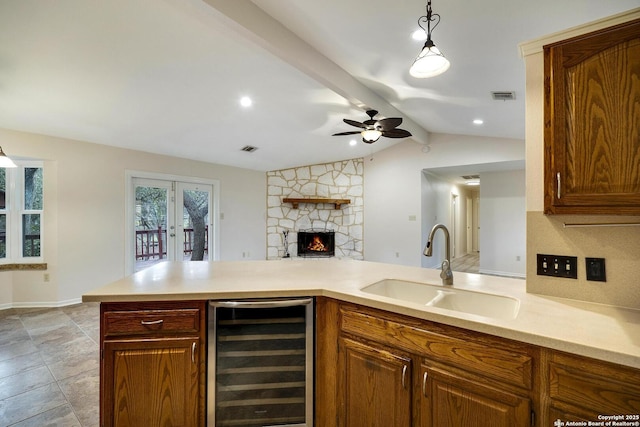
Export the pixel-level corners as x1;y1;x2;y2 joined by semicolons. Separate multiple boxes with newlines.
43;273;50;282
536;254;578;279
586;257;606;282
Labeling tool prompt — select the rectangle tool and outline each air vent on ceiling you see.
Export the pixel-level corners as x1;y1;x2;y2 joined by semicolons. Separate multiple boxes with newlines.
461;175;480;180
241;145;258;153
491;91;516;101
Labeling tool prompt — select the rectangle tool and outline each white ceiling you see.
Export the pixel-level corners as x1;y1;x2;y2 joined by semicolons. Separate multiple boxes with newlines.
0;0;637;171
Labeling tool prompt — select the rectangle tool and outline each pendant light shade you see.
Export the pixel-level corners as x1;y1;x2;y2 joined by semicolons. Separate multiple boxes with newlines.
0;147;17;168
410;0;449;78
410;40;450;78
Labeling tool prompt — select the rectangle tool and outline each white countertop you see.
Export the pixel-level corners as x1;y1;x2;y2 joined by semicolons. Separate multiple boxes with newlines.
82;258;640;369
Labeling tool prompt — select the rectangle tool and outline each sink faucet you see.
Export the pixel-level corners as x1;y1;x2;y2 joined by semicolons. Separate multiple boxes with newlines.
423;224;453;286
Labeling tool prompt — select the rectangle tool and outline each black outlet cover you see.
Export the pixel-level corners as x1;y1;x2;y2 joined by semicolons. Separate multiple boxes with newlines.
586;257;606;282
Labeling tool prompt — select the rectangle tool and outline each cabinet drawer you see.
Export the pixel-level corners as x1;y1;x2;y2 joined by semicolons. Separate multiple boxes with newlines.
103;308;201;336
549;352;640;414
340;305;534;390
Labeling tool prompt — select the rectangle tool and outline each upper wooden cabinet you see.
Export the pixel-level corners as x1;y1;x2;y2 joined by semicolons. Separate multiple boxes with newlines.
544;18;640;214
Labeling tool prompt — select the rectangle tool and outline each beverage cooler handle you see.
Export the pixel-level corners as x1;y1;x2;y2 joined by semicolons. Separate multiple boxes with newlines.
209;298;313;309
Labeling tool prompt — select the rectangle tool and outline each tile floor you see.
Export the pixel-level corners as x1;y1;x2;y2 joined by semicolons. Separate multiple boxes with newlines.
0;303;100;427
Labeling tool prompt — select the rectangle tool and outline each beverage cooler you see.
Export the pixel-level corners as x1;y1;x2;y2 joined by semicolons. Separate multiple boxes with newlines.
208;298;314;427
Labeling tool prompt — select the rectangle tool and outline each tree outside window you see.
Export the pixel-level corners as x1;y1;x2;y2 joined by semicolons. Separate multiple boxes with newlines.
0;164;44;261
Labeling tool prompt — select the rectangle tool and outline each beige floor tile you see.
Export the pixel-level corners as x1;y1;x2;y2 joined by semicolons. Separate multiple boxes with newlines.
11;404;82;427
0;383;67;425
0;365;55;400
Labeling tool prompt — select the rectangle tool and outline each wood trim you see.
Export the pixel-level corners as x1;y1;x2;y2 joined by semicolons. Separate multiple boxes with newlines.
282;197;350;209
0;263;47;271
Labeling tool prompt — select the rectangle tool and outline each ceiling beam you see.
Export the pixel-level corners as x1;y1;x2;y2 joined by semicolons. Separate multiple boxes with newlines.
201;0;430;145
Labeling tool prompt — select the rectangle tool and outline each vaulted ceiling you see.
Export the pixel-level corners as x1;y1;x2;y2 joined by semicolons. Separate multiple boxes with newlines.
0;0;636;171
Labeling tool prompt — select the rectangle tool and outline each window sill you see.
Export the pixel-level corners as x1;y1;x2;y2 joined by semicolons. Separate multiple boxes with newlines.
0;263;47;271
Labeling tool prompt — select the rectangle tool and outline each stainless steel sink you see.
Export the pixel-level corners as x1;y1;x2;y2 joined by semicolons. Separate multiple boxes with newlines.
361;279;520;320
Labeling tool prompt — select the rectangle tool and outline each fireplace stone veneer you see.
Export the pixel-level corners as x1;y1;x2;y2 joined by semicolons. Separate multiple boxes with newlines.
266;159;364;260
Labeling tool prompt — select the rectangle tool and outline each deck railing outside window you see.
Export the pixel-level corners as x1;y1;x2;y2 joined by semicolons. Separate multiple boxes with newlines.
135;226;208;260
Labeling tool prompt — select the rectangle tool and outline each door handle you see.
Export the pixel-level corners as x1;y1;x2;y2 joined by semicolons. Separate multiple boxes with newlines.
192;342;196;364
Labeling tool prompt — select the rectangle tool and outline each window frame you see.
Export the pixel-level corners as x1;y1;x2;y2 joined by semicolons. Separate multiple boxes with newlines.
0;161;44;264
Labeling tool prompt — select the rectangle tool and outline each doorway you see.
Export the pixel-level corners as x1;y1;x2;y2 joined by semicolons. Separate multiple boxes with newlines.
126;172;220;274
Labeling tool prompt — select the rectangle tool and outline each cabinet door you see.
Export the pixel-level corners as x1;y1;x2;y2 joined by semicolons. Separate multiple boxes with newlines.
420;364;531;427
544;18;640;214
339;337;412;427
102;337;200;427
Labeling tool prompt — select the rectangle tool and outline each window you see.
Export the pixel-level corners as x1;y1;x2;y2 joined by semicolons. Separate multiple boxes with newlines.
0;163;44;262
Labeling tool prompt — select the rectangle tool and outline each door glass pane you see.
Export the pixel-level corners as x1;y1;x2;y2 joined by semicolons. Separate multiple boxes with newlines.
0;214;5;258
23;214;40;257
135;185;168;271
182;189;209;261
24;167;43;210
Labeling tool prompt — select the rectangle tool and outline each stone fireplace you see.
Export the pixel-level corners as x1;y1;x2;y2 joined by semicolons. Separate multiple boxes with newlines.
266;159;364;260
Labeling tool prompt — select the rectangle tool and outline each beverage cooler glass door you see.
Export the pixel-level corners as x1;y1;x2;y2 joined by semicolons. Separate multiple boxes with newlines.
208;298;314;427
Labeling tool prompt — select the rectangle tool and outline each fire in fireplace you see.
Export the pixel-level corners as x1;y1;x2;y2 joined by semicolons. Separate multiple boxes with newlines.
297;229;335;257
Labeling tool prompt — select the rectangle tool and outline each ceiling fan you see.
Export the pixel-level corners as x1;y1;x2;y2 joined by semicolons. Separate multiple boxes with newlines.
332;110;412;144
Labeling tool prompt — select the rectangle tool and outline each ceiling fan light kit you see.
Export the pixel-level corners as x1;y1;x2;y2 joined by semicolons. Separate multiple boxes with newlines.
332;110;412;144
410;0;449;78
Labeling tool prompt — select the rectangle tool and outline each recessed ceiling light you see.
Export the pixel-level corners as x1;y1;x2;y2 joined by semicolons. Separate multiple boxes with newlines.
240;96;252;107
412;29;427;41
349;139;357;146
473;119;484;125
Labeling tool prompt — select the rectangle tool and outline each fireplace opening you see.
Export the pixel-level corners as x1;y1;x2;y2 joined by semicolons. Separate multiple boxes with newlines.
297;229;335;257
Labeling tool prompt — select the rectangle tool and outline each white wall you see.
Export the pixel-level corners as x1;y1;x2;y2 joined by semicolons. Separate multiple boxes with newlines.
0;128;266;307
364;133;525;268
478;170;526;277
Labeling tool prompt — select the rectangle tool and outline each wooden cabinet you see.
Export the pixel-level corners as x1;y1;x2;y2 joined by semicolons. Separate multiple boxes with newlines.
545;351;640;424
339;337;412;427
332;300;538;427
420;363;531;427
543;18;640;214
100;301;206;427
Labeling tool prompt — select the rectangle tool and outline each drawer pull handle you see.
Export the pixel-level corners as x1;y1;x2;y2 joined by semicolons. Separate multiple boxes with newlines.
422;371;428;397
140;319;164;326
401;365;408;389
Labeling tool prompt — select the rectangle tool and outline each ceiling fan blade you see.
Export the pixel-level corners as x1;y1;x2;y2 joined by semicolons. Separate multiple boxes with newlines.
332;131;362;136
343;119;366;129
382;128;412;138
376;117;402;131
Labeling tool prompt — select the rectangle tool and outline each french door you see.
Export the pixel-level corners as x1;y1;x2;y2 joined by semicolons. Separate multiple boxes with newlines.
132;177;214;272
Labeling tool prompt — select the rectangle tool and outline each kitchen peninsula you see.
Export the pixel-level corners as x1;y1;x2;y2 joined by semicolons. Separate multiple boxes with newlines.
84;259;640;426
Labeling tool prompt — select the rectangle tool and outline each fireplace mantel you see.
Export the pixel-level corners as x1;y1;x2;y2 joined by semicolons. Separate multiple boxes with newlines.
282;197;351;210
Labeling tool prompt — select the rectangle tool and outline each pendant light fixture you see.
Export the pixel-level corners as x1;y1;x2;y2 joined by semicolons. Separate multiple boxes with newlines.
410;0;450;78
0;146;17;168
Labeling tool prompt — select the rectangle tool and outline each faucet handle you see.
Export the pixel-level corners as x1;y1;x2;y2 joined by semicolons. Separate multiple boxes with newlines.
440;260;454;285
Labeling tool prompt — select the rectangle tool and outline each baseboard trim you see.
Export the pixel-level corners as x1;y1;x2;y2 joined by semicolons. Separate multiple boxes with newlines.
4;298;83;310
